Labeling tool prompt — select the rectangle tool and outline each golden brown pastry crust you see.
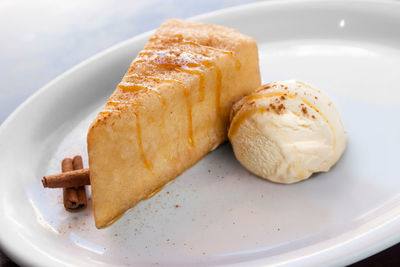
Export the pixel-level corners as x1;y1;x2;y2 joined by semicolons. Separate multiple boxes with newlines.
87;19;261;228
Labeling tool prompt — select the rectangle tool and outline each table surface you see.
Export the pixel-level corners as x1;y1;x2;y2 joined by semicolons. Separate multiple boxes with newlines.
0;0;399;266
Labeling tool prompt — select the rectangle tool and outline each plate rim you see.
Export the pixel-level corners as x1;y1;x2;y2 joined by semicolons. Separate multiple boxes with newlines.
1;0;400;266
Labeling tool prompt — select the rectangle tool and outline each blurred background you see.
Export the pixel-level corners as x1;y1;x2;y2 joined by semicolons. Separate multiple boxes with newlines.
0;0;262;124
0;0;399;266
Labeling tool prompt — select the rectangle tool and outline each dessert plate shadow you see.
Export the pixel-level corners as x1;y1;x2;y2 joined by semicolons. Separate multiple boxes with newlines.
1;0;400;266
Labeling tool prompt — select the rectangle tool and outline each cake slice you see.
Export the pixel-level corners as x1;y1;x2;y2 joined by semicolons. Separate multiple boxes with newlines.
87;19;261;228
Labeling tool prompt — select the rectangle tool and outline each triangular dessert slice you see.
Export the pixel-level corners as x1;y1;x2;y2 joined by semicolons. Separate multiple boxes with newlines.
87;19;261;228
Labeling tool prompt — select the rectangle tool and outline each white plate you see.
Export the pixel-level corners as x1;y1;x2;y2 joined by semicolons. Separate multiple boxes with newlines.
1;0;400;266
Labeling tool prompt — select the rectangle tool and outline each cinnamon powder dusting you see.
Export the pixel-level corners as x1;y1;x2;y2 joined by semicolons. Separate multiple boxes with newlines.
269;102;286;114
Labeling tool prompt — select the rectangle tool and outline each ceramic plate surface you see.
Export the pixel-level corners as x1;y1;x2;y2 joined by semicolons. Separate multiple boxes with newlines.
1;1;400;266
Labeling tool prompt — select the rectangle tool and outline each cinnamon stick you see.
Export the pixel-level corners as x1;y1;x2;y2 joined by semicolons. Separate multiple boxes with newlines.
62;156;87;211
61;158;73;172
42;168;90;188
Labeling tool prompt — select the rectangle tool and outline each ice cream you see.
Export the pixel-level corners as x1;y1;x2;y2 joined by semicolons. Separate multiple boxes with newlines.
228;80;346;184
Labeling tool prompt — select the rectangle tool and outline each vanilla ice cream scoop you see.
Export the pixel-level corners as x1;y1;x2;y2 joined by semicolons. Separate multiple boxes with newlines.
228;80;346;184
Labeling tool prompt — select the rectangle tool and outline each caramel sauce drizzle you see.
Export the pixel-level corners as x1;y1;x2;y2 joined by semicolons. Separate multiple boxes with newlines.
195;59;222;117
99;101;122;116
158;79;194;147
148;36;241;66
131;47;226;147
118;83;148;92
179;68;205;101
117;82;166;106
99;110;113;116
136;50;206;101
109;37;239;170
136;49;223;119
228;106;270;139
127;74;194;147
181;40;241;70
107;100;122;106
166;39;234;116
228;92;337;154
135;111;153;170
214;67;222;117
